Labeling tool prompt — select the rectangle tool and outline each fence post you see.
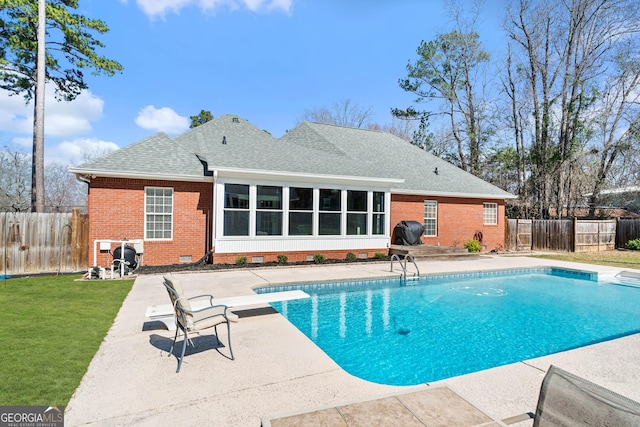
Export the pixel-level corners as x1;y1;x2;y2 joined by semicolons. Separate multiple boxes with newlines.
71;208;79;269
504;215;508;251
573;216;577;252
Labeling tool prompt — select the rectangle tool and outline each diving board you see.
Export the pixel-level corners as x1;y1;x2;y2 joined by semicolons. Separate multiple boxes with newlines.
146;290;309;330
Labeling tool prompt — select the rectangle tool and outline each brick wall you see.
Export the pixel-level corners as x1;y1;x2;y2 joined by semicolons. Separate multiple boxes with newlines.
88;178;505;267
390;194;505;251
88;178;212;267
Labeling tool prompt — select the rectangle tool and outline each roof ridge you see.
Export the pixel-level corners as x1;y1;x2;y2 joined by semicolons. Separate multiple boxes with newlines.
305;120;383;134
289;122;350;157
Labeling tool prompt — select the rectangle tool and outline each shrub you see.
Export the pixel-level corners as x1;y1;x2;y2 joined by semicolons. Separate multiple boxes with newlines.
374;252;387;259
626;239;640;250
235;256;248;266
277;254;288;263
313;253;326;263
345;252;357;261
463;239;482;253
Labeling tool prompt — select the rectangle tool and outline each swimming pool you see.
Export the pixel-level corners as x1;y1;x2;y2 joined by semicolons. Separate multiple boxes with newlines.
257;267;640;386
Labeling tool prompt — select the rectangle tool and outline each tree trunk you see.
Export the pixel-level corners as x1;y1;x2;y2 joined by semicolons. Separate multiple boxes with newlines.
31;0;46;213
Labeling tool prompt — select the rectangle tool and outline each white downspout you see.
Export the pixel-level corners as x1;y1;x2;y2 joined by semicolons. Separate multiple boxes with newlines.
211;170;218;251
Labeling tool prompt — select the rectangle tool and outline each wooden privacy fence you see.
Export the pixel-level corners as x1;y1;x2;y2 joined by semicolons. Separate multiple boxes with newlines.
506;218;618;252
616;219;640;248
1;209;89;276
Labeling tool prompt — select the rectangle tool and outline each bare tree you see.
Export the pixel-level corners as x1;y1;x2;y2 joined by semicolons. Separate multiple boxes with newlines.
585;40;640;217
501;43;530;213
0;146;32;211
45;162;87;212
298;99;374;128
505;0;640;218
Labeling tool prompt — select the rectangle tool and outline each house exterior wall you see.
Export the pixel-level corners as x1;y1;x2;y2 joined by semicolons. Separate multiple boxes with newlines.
88;178;212;267
86;178;506;268
390;194;505;251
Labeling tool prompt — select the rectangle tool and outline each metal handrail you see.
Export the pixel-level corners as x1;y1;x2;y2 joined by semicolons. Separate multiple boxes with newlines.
390;253;420;279
390;253;406;277
405;253;420;277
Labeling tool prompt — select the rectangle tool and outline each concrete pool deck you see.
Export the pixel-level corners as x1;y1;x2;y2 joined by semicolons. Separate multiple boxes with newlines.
65;255;640;426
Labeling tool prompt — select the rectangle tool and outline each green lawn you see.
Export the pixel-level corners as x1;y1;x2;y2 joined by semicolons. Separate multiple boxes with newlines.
0;274;133;406
529;249;640;269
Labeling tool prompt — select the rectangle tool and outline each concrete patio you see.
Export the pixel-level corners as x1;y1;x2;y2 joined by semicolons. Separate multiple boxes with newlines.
65;255;640;426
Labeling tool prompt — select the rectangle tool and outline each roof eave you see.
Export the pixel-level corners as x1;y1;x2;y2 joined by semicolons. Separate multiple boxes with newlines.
68;168;212;183
392;188;518;200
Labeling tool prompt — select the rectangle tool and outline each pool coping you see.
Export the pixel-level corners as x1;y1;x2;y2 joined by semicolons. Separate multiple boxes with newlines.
64;255;640;426
254;265;600;294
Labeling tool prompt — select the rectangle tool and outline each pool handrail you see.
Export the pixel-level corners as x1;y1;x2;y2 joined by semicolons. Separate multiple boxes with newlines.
390;253;419;279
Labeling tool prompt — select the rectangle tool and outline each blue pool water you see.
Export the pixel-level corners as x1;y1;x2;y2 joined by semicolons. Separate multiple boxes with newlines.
259;268;640;386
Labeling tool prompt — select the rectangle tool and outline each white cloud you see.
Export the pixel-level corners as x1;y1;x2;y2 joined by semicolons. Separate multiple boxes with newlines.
0;86;104;137
135;105;189;134
0;92;32;134
135;0;292;19
47;137;120;166
11;137;32;149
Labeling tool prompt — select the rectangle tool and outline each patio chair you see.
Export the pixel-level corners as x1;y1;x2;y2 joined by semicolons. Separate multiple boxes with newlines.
503;365;640;426
162;274;238;372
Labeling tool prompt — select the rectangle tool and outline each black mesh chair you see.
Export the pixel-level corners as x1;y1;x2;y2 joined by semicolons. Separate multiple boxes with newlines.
503;365;640;426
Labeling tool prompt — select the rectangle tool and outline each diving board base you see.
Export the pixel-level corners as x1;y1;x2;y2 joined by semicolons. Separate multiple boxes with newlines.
146;290;309;330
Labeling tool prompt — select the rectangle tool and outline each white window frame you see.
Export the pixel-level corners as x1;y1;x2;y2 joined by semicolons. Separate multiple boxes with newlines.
371;191;385;235
288;186;314;236
423;200;437;237
217;181;389;238
256;185;283;236
144;186;173;240
346;189;368;236
483;202;498;225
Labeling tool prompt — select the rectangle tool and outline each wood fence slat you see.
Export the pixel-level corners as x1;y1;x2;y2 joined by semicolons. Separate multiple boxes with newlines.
0;209;89;275
505;218;622;252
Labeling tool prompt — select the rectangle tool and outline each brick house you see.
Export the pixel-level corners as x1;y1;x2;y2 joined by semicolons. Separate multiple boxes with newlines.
70;114;515;267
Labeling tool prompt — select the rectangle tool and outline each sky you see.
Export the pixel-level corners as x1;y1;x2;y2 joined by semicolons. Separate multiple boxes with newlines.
0;0;508;166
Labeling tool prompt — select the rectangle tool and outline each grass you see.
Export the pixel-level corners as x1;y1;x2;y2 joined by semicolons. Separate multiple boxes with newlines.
530;249;640;269
0;274;133;406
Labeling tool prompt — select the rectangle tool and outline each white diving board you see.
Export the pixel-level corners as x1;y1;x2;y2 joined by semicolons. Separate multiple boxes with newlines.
146;290;309;330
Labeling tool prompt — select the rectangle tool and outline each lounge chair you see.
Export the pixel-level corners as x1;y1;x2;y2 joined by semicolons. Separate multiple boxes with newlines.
503;365;640;426
162;274;238;372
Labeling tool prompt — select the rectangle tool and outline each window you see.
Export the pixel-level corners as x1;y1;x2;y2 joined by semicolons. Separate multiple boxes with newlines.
319;188;341;235
224;184;249;236
483;202;498;225
145;187;173;239
219;183;390;238
347;190;367;235
372;192;385;235
423;200;437;236
256;185;282;236
289;187;313;235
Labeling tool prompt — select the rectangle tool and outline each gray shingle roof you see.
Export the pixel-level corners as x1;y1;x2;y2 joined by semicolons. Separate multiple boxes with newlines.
70;114;514;199
70;132;206;179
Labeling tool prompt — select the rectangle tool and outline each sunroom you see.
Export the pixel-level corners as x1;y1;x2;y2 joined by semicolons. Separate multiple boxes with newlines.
211;169;402;257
